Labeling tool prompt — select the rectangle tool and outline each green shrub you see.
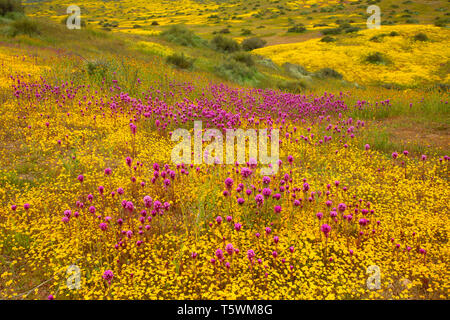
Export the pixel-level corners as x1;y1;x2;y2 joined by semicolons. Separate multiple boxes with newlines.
313;67;343;79
0;0;23;16
322;27;342;35
8;18;40;37
337;22;351;28
257;58;279;70
151;21;159;26
320;35;336;42
219;28;230;34
389;31;399;36
369;35;382;42
287;24;306;33
166;52;195;69
215;60;256;84
241;37;266;51
413;32;428;41
333;21;361;34
434;17;449;27
343;26;361;33
229;52;254;67
240;28;252;36
210;35;240;53
283;62;309;78
87;59;108;75
364;52;388;65
405;18;419;24
160;25;206;48
100;20;119;28
2;9;23;20
277;79;309;93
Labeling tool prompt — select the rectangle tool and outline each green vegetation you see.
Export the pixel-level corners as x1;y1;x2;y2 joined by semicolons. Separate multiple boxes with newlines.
287;24;306;33
241;37;266;51
210;35;240;53
215;59;258;85
277;79;310;93
0;0;23;16
313;67;343;79
166;52;195;69
413;32;429;41
364;52;389;65
160;25;207;48
320;35;336;42
7;17;40;37
229;51;254;67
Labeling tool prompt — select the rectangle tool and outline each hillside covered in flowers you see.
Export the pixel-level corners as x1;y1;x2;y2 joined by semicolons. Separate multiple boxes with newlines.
0;0;448;300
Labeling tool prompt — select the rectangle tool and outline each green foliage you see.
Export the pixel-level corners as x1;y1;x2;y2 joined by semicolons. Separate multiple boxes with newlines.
381;20;396;25
313;67;343;79
0;0;22;16
86;59;110;79
210;35;240;53
343;26;361;33
320;35;336;42
326;21;361;34
100;20;119;28
369;35;382;42
215;58;257;84
283;62;309;78
287;24;306;33
370;31;400;42
364;52;389;65
322;27;342;35
413;32;429;41
240;28;252;36
160;25;206;48
434;17;449;27
166;52;195;69
241;37;266;51
360;127;397;154
277;79;309;93
7;17;40;37
1;9;23;20
229;51;254;67
405;18;419;24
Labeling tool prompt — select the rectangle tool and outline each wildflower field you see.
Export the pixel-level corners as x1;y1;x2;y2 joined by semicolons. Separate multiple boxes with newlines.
254;25;450;86
0;0;449;301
